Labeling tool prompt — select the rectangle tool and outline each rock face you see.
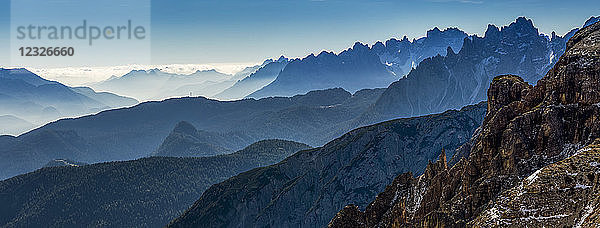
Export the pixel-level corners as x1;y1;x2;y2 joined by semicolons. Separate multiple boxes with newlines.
167;102;486;228
329;19;600;227
370;17;571;121
472;142;600;227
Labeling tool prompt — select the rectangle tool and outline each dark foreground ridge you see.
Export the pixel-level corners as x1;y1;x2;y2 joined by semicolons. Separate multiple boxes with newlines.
0;140;309;227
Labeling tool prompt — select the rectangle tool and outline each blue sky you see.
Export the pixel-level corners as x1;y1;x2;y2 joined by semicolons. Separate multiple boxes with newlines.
1;0;599;67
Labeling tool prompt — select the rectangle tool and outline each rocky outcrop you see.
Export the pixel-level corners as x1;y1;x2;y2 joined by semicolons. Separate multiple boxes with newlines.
329;19;600;227
472;141;600;227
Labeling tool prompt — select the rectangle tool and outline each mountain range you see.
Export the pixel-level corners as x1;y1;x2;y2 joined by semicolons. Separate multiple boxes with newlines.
0;68;137;136
247;27;468;99
168;102;486;227
214;56;289;100
90;68;236;101
365;17;573;121
0;16;599;228
328;18;600;227
0;139;309;227
0;17;583;181
0;87;384;180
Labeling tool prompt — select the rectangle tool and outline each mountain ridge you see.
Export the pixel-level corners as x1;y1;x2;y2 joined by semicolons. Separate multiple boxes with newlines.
328;17;600;228
0;139;310;228
0;68;137;136
167;102;486;227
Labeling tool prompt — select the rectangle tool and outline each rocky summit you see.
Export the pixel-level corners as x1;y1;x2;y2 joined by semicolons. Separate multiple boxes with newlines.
329;21;600;227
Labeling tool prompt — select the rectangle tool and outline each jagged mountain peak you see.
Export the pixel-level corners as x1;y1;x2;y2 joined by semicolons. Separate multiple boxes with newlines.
276;55;288;62
330;15;600;228
484;24;501;38
426;26;466;38
502;16;539;36
121;68;162;78
316;50;337;59
193;69;219;74
584;15;600;28
352;41;369;50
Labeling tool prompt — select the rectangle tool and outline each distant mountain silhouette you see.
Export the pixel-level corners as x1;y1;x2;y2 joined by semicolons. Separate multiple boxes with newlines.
247;28;467;99
152;121;236;157
92;69;233;101
0;115;35;136
215;57;289;100
0;68;137;136
247;42;396;98
0;88;384;180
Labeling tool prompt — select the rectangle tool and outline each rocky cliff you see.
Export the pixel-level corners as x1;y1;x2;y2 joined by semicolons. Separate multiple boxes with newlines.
329;20;600;227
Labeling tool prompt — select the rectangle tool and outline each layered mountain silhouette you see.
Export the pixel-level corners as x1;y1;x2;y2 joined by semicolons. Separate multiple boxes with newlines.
247;43;397;98
247;28;468;99
0;87;384;180
0;17;581;181
152;121;237;157
92;68;234;101
0;115;34;136
0;68;137;136
2;16;598;228
328;19;600;227
215;57;289;100
0;140;309;227
168;103;486;227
